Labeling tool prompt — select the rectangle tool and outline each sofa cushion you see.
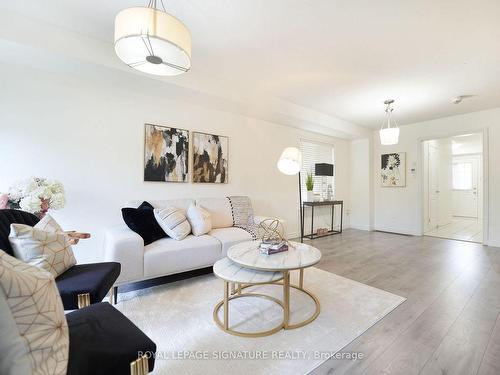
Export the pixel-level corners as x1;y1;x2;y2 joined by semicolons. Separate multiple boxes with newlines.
196;197;233;229
128;199;194;215
66;302;156;375
122;201;166;245
144;235;222;278
154;207;191;241
209;227;253;256
186;204;212;236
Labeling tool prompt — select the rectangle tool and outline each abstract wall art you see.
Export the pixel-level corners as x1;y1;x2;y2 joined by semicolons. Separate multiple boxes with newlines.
192;132;228;183
144;124;189;182
381;152;406;187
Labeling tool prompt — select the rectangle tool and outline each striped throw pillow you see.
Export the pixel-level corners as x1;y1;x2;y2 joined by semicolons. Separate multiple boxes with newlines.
154;207;191;241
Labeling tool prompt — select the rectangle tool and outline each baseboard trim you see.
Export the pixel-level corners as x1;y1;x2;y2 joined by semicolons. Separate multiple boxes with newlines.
349;224;371;231
374;226;419;236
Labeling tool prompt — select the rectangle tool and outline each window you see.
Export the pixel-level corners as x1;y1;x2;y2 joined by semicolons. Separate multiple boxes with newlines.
300;140;335;201
453;162;472;190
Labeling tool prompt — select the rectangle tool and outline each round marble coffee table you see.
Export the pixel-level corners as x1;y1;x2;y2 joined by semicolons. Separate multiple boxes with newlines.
226;240;322;331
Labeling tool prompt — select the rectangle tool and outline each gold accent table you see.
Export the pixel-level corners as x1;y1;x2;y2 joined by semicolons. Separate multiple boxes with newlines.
213;257;285;337
213;241;322;337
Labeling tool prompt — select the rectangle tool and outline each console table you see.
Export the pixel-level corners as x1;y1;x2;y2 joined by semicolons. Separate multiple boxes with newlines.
301;200;344;242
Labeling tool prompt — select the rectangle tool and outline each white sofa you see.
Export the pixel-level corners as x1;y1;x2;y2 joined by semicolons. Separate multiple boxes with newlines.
104;197;284;287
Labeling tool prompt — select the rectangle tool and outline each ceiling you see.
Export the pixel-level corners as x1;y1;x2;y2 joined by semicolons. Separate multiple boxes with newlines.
2;0;500;134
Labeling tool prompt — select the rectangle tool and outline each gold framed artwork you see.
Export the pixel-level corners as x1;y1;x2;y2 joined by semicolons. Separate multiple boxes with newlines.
144;124;189;182
192;131;228;183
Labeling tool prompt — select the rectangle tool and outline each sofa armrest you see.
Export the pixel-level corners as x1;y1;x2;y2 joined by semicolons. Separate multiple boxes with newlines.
103;224;144;285
253;216;287;238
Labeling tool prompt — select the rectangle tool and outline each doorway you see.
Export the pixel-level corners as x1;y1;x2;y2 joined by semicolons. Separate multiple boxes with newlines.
422;133;483;243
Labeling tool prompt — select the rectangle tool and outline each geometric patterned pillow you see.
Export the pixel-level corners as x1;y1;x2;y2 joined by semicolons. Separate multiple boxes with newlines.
0;250;69;375
8;220;76;278
35;214;64;233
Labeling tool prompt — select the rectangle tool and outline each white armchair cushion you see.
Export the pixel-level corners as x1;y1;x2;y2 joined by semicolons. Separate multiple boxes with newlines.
196;197;233;229
154;207;191;241
186;204;212;236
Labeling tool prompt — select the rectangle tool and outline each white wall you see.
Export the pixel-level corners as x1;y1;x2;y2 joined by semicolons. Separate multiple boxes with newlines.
452;133;483;155
0;64;352;263
373;108;500;247
350;139;371;230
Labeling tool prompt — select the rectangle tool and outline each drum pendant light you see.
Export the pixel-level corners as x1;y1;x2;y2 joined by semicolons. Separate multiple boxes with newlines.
114;0;191;76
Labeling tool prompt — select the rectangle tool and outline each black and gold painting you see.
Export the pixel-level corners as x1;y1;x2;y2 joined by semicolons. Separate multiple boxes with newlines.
192;132;228;183
144;124;189;182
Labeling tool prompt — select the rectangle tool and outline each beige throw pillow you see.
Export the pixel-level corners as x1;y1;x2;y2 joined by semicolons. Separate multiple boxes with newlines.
154;207;191;241
186;204;212;236
0;250;69;375
36;214;64;233
9;215;76;278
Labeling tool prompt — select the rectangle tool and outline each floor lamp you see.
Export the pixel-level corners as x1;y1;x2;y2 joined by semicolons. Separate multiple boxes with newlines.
277;147;303;239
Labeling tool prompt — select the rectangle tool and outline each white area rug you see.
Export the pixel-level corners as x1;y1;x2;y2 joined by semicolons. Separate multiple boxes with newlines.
116;267;405;375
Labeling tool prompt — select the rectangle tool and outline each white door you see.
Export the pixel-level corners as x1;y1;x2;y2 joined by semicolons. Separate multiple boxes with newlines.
452;156;479;218
428;144;440;229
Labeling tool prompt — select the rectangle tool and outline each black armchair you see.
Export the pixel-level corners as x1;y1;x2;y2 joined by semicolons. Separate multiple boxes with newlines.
0;209;120;310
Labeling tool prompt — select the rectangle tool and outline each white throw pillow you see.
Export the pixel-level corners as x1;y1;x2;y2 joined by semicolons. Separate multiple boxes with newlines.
186;204;212;236
154;207;191;241
9;216;77;278
36;214;64;233
0;250;69;375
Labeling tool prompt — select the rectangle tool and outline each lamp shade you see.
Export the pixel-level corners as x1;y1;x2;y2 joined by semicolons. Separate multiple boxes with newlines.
277;147;302;175
315;163;334;176
379;127;400;145
114;7;191;76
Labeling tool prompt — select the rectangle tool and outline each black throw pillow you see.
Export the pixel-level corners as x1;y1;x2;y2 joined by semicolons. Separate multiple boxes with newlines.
122;201;167;245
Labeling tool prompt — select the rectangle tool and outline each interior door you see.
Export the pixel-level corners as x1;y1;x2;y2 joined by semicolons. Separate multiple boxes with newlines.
428;144;440;229
452;156;479;218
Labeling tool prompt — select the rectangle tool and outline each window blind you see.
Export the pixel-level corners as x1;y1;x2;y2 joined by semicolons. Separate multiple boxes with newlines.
300;140;335;201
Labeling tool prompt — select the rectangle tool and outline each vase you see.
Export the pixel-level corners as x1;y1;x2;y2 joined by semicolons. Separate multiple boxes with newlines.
306;191;314;202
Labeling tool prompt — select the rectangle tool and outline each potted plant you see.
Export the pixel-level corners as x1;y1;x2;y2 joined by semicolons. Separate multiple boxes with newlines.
306;173;314;202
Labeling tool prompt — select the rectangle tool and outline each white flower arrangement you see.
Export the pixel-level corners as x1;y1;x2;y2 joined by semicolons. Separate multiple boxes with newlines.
1;177;65;217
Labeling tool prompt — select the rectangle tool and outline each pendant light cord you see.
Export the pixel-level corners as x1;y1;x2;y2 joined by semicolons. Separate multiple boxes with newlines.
381;100;397;130
147;0;167;12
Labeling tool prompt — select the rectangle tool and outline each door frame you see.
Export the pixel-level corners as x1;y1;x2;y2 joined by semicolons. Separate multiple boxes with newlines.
417;128;489;244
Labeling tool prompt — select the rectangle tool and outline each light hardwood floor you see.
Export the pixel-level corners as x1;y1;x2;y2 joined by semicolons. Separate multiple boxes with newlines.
309;229;500;375
425;217;483;243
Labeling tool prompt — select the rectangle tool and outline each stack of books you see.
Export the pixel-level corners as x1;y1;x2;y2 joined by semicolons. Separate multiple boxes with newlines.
259;240;288;255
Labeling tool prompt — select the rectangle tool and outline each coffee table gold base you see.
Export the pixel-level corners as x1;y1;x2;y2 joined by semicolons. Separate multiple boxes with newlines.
284;284;321;329
213;290;285;338
213;280;320;337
